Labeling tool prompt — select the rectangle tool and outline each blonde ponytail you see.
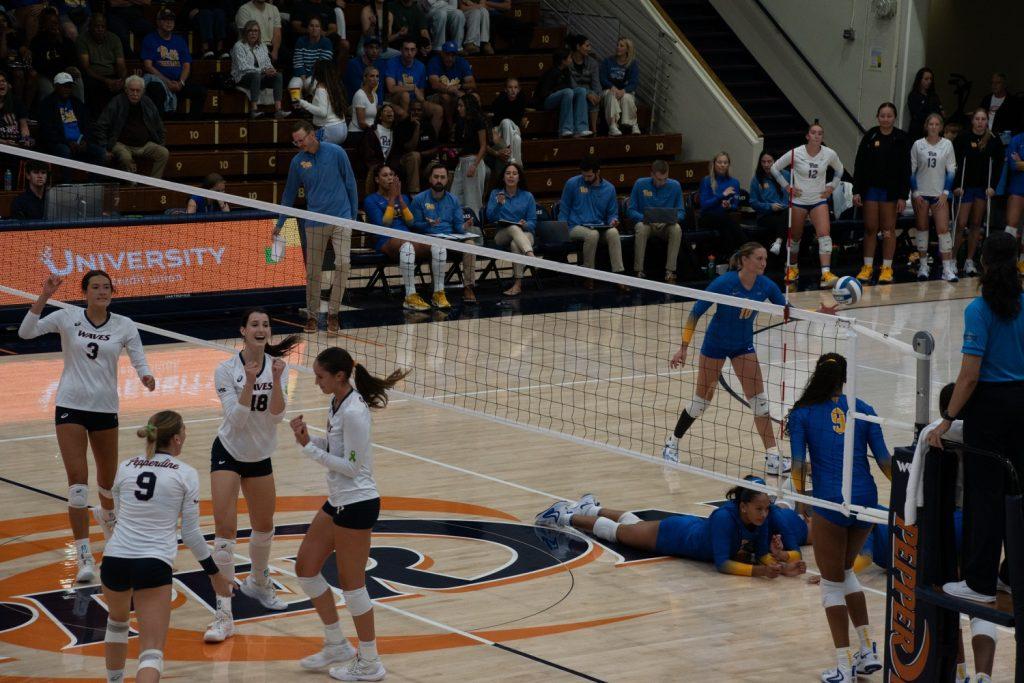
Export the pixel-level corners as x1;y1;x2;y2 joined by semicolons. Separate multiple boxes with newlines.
136;410;183;457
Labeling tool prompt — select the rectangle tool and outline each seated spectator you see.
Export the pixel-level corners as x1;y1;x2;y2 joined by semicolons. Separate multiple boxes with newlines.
141;9;207;119
0;13;30;95
347;64;379;149
289;17;333;98
39;72;106;173
749;151;788;255
536;48;588;138
387;0;430;55
291;0;337;36
411;161;482;302
981;72;1021;141
698;152;744;267
94;75;169;178
427;41;475;129
344;36;387;101
297;59;347;142
231;21;287;119
0;71;32;148
359;0;399;59
486;161;536;296
562;155;626;285
183;0;232;59
12;0;45;46
600;37;639;136
11;160;48;220
416;34;433;63
628;159;683;282
53;0;90;42
385;38;443;130
422;0;464;55
361;102;399;185
489;76;525;164
187;172;231;213
77;14;127;115
106;0;153;57
393;98;438;193
30;9;83;104
459;0;491;55
365;162;448;310
450;93;487;215
567;34;600;135
235;0;282;64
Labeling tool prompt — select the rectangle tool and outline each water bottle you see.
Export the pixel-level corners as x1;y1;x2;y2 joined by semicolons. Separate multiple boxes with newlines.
706;254;716;279
3;169;11;191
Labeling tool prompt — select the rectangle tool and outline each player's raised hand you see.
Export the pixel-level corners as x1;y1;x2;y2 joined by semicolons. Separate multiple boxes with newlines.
243;360;260;382
141;375;156;391
290;415;310;446
669;345;688;369
40;274;63;298
272;357;286;379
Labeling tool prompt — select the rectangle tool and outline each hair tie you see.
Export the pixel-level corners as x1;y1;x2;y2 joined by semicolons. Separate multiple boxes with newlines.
349;362;359;390
145;423;157;436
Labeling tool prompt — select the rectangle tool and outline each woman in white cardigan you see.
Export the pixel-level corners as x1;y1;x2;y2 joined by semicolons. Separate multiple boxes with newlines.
231;21;288;119
295;59;349;145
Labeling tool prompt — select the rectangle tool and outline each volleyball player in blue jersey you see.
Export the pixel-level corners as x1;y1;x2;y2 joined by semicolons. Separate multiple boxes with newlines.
662;242;789;474
787;353;891;682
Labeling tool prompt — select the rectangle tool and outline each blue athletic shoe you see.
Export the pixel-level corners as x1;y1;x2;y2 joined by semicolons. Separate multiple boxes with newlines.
853;643;882;675
535;501;572;528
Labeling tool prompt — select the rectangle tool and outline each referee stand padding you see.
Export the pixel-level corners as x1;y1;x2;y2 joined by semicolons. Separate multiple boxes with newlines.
888;442;1024;680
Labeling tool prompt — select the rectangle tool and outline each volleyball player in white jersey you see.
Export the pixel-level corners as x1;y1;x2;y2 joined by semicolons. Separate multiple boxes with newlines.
910;113;959;282
101;410;232;683
18;270;155;583
289;347;408;681
771;122;845;289
204;308;300;643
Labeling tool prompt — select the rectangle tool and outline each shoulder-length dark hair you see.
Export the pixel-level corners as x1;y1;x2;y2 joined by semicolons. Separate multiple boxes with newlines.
979;231;1022;320
315;346;411;409
313;60;347;120
754;150;781;195
497;161;528;193
459;93;483;126
791;353;847;411
911;67;936;96
240;308;302;357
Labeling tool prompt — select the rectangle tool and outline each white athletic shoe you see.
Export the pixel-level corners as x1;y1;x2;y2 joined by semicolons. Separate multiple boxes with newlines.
964;259;978;276
301;641;358;670
769;238;782;256
535;501;572;528
942;262;960;283
661;437;680;463
942;580;995;603
203;610;235;643
93;507;117;541
240;574;287;610
608;125;622;136
917;259;930;281
821;665;853;683
853;644;882;675
75;556;96;583
765;450;791;475
574;493;600;517
329;655;386;681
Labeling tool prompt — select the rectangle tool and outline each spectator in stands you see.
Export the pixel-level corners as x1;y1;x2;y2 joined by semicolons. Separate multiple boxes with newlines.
422;0;464;55
427;40;474;130
53;0;90;43
11;0;45;46
387;0;429;56
231;21;287;119
361;101;399;187
489;76;525;164
10;160;47;219
187;172;231;213
359;0;399;58
39;72;106;171
698;151;744;269
94;75;169;178
567;34;600;136
183;0;232;59
906;67;942;140
450;93;487;215
30;9;83;104
416;33;433;63
106;0;153;57
562;155;626;286
749;151;788;255
347;65;379;149
289;17;333;99
296;59;347;141
386;38;443;130
487;161;536;296
629;159;683;283
141;9;207;119
274;119;358;333
394;98;438;193
77;14;127;115
0;13;30;92
599;37;639;136
0;71;32;147
981;72;1021;141
366;162;448;311
459;0;491;55
536;48;588;138
235;0;282;64
291;0;338;36
344;35;387;101
411;161;481;303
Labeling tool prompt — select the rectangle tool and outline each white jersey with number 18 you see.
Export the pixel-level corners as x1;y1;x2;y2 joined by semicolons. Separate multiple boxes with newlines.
214;352;289;463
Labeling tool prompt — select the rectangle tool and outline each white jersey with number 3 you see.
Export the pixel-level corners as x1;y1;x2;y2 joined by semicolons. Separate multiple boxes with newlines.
214;353;289;462
104;453;210;567
771;145;844;205
18;308;151;414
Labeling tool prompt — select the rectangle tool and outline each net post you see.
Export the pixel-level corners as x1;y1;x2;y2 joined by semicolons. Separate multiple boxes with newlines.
913;331;935;439
841;320;857;512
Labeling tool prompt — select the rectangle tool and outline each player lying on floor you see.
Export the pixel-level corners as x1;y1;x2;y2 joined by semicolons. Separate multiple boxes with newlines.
536;487;806;578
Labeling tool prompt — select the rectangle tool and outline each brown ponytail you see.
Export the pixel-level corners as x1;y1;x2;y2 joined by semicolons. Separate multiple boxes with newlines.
315;347;411;409
136;410;184;457
729;241;765;271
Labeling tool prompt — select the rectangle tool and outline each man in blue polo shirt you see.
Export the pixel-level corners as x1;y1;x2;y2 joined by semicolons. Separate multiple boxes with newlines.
140;9;206;119
561;155;625;286
426;40;475;130
628;159;685;282
274;120;359;333
385;38;443;131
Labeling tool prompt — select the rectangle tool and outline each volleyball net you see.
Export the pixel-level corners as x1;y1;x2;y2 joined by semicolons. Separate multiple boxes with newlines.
0;147;931;522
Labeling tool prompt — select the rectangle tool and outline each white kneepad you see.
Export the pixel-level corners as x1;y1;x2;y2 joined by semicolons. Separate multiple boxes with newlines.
343;587;373;616
751;392;770;418
914;229;930;252
431;244;447;262
817;235;833;255
298;573;331;600
399;241;415;265
843;569;862;596
137;649;163;674
212;537;236;567
971;617;998;643
104;618;130;644
938;232;953;253
68;484;89;509
820;578;846;608
688;396;709;419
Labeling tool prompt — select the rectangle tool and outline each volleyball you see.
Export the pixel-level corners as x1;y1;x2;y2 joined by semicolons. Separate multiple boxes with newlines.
832;276;863;305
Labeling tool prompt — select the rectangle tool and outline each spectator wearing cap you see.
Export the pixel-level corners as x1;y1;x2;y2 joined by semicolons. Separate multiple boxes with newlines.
386;37;443;131
489;76;525;165
30;9;83;104
106;0;153;57
458;0;491;55
39;71;107;173
387;0;430;55
10;160;48;220
427;40;474;130
289;16;333;98
141;10;207;119
567;34;601;135
231;20;287;119
235;0;282;63
343;35;387;101
94;75;169;178
77;14;127;115
600;37;639;136
422;0;464;55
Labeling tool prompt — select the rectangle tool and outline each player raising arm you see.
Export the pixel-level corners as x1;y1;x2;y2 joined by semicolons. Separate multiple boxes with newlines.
18;270;155;583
